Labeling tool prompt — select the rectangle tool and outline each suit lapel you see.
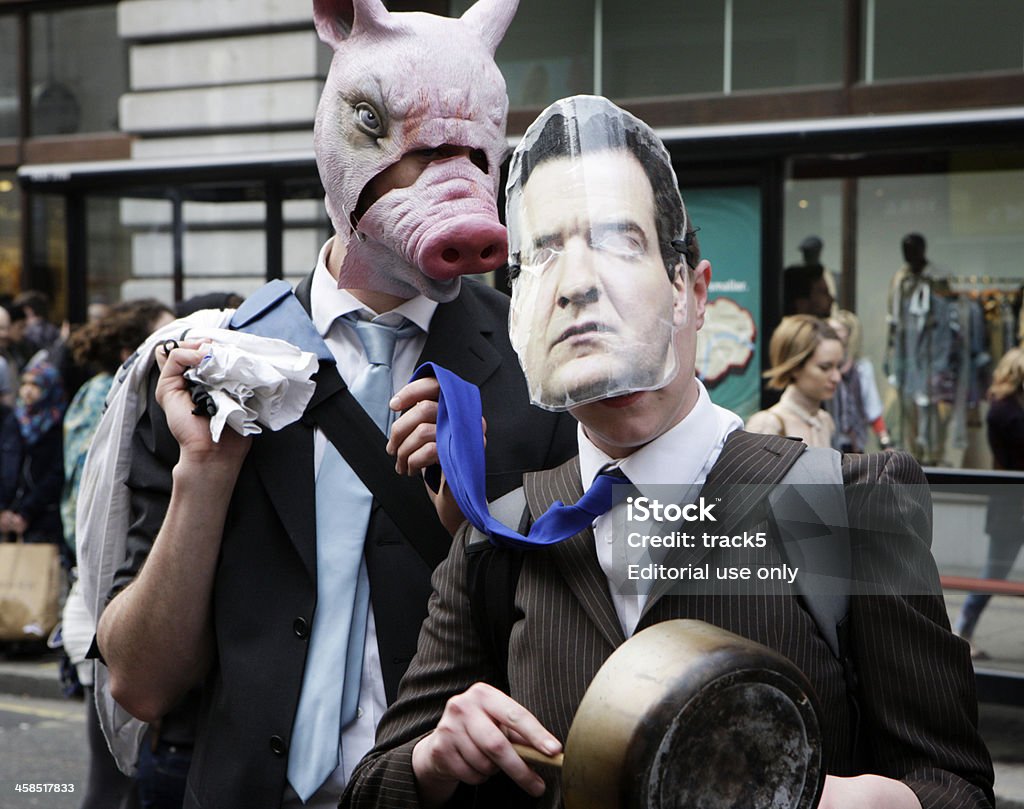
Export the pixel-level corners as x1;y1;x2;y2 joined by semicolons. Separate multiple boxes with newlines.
244;273;338;581
248;362;345;583
524;458;626;649
420;284;502;388
638;431;807;620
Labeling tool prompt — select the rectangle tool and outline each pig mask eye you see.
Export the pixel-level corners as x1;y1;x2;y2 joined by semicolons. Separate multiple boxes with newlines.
354;102;386;138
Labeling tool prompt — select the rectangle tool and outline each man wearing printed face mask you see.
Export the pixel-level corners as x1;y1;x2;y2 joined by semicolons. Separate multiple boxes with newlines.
344;97;993;809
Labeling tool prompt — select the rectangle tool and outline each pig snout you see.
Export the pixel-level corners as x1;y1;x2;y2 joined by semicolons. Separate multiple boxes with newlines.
416;216;508;280
356;157;509;280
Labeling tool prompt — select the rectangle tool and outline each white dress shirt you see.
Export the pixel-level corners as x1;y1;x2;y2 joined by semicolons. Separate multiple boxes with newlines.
282;240;437;808
579;381;742;637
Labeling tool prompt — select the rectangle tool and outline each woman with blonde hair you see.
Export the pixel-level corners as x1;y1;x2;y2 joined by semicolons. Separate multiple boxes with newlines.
745;315;844;447
954;346;1024;657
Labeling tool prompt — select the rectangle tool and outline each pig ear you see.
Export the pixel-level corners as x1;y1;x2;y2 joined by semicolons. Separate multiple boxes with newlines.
313;0;391;48
459;0;519;55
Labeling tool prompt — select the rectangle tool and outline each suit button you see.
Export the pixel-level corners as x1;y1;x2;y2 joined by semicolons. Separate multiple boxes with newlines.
270;735;287;756
293;617;309;639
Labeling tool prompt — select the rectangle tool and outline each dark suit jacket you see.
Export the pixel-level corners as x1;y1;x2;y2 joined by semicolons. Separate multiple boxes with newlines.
112;276;577;809
343;431;995;809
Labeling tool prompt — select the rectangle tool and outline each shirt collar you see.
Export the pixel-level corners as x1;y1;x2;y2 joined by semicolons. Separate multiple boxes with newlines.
577;380;741;495
310;238;437;335
778;386;826;427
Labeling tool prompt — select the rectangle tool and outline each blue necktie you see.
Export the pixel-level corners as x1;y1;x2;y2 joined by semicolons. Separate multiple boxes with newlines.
287;314;417;801
412;362;627;549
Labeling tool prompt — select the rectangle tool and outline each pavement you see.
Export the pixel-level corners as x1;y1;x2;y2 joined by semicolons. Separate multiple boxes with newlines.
0;649;68;702
2;592;1023;806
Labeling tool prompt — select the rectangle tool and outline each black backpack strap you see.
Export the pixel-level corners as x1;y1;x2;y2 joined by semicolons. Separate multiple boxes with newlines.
232;281;451;571
465;487;529;691
306;384;452;571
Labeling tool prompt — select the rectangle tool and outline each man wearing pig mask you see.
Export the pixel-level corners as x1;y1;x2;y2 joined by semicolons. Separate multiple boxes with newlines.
93;1;575;808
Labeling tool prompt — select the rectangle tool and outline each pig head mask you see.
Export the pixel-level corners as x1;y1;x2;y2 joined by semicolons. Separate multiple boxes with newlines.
313;0;518;302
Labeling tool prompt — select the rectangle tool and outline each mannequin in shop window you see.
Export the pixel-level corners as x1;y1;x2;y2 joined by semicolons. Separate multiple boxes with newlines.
885;233;953;465
782;235;836;318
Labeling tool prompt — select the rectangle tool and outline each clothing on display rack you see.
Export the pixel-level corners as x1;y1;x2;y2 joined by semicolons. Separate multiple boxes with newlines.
887;270;1021;467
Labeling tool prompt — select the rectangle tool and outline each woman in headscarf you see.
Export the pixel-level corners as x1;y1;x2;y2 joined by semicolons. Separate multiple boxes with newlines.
0;353;66;544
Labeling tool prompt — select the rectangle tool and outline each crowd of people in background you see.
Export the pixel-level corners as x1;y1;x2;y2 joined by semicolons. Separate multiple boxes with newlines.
0;289;240;809
1;291;210;557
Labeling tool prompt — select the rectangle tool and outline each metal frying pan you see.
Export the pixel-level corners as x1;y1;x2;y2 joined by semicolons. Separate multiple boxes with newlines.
515;619;823;809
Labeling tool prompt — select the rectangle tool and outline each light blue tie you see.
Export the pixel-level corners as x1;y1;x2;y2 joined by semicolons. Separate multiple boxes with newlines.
287;314;417;801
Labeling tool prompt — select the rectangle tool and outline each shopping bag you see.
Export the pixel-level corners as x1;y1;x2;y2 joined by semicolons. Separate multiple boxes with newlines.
0;535;64;641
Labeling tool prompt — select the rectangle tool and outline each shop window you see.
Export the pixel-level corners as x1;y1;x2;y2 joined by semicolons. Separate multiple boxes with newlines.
785;158;1024;471
90;197;147;307
865;0;1024;82
29;6;126;136
27;194;66;317
0;17;17;139
857;166;1024;469
452;0;594;108
783;178;843;302
0;173;20;299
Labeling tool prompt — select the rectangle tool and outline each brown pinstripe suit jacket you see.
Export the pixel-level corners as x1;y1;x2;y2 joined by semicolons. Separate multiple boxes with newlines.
343;431;995;809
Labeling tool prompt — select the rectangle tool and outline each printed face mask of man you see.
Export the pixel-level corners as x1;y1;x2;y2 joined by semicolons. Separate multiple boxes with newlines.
507;96;692;411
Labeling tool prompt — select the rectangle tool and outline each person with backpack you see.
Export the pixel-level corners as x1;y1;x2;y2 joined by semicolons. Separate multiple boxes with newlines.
90;3;577;808
343;96;993;809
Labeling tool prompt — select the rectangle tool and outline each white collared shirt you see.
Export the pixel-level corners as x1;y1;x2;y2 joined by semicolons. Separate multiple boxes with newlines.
579;381;742;637
282;240;438;808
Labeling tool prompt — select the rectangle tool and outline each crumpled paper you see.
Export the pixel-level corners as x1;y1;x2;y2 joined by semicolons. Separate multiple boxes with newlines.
182;337;319;442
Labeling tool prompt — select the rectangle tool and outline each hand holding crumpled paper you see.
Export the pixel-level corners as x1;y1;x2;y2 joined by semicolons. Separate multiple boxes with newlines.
181;335;319;442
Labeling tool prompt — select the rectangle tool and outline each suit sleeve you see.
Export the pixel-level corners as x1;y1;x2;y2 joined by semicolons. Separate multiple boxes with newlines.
845;450;995;808
342;525;501;809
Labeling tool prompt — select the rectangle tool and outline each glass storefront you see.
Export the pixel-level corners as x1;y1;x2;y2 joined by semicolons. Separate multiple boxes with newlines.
0;172;20;299
783;154;1024;471
26;193;66;317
